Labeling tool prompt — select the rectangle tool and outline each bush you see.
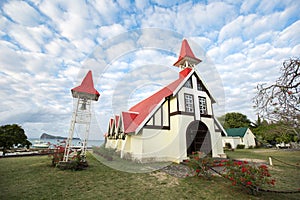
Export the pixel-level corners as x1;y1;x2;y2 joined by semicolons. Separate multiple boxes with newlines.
248;145;254;149
186;152;275;196
50;144;88;170
185;152;214;180
224;160;275;195
236;144;245;149
225;143;232;149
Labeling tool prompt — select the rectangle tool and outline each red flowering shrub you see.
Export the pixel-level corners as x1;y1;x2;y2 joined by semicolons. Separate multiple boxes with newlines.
225;160;275;195
50;145;66;166
186;152;215;180
186;152;275;195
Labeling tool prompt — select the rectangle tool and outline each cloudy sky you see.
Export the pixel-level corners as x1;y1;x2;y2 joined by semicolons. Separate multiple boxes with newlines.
0;0;299;139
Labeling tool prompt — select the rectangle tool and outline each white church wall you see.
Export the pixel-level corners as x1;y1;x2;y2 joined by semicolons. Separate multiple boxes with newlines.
200;117;225;157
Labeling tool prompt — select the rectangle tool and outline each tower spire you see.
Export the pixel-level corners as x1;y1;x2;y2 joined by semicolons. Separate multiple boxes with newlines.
173;39;202;69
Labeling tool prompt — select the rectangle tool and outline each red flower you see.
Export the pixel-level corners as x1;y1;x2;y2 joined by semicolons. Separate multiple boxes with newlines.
246;181;252;186
259;164;268;169
241;167;247;173
243;161;248;164
234;161;243;166
270;179;276;185
196;169;200;173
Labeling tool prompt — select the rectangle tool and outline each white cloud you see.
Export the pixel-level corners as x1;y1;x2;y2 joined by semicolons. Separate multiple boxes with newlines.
97;24;127;41
275;20;300;47
0;0;299;138
240;0;260;14
3;0;42;27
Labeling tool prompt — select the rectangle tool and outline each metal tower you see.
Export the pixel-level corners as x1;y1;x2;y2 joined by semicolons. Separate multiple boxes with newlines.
63;70;100;162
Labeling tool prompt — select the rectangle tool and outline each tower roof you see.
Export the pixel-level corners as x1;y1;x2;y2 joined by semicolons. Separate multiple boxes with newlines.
173;39;202;67
71;70;100;101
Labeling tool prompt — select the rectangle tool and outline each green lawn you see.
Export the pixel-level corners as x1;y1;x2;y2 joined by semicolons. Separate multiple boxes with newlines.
0;149;299;200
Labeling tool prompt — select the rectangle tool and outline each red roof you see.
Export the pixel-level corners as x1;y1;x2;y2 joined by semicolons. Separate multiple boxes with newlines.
122;67;193;134
71;70;100;101
121;111;139;133
173;39;201;67
109;118;114;128
115;115;120;128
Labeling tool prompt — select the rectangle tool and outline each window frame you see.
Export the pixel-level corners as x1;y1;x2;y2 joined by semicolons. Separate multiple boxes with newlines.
198;96;207;115
184;93;194;113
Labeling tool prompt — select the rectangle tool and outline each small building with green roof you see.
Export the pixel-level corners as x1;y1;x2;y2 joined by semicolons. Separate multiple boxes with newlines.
222;127;256;149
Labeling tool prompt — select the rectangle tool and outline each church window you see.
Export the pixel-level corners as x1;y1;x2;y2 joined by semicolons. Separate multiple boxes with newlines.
199;96;207;114
184;78;192;88
184;94;194;113
197;80;204;91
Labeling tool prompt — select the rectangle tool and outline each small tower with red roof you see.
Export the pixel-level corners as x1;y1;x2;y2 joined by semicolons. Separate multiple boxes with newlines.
173;39;202;69
63;70;100;162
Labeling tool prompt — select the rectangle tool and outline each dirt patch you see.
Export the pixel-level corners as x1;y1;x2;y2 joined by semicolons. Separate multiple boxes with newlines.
253;149;277;153
150;171;179;187
160;163;194;178
237;158;268;164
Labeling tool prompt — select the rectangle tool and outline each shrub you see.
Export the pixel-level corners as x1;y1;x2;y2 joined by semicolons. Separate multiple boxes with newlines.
236;144;245;149
50;144;88;170
185;152;214;180
224;160;275;195
225;143;232;149
248;145;254;149
186;152;275;195
50;146;65;166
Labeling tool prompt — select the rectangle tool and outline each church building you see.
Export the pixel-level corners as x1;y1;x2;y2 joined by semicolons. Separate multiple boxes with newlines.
105;39;226;163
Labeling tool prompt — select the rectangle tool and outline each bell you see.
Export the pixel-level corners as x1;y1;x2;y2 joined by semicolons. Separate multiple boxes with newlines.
80;102;86;110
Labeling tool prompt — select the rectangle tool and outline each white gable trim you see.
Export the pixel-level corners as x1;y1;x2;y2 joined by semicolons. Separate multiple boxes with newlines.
172;68;217;103
213;116;227;136
193;69;217;103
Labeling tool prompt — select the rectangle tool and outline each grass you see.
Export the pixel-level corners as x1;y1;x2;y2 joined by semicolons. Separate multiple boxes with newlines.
0;149;299;200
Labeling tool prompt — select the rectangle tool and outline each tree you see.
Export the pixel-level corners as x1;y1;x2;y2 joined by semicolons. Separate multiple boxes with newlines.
219;112;251;129
252;120;298;144
0;124;31;156
254;58;300;127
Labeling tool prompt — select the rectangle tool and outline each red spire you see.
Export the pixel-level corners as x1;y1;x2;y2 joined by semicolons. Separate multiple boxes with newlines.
173;39;201;67
71;70;100;101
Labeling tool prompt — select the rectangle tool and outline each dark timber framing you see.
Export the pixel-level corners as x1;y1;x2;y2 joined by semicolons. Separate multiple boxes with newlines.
144;99;170;130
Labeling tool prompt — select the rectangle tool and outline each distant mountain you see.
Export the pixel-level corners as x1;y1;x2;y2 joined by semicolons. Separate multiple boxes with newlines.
40;133;80;140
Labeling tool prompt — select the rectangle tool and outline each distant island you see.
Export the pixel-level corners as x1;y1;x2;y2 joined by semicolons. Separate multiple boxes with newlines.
40;133;80;140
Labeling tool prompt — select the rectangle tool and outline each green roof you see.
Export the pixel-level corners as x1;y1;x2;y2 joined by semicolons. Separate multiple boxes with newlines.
225;127;248;137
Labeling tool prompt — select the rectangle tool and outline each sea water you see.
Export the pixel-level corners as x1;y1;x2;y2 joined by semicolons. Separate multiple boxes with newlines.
28;138;104;148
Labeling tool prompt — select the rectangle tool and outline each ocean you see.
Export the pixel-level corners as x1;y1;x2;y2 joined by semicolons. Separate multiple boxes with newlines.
28;138;104;148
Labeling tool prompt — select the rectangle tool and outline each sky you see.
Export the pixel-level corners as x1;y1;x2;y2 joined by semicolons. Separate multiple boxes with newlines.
0;0;299;140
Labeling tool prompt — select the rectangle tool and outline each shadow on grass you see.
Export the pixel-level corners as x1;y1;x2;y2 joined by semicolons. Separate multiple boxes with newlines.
91;145;172;173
